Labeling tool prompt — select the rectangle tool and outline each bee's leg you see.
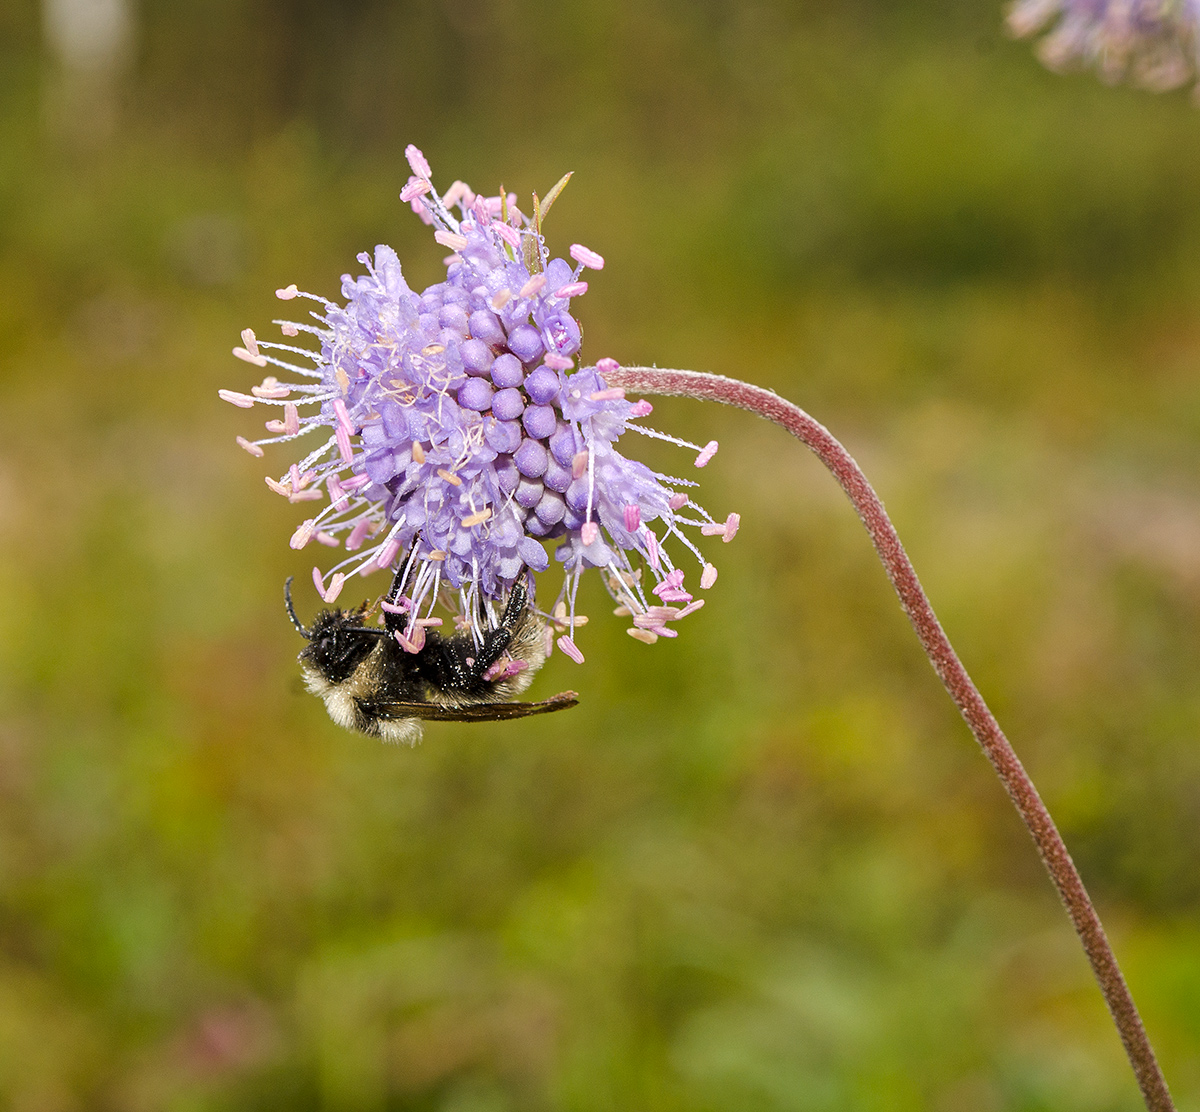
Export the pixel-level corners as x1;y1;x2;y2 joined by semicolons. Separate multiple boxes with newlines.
432;580;529;690
382;541;423;634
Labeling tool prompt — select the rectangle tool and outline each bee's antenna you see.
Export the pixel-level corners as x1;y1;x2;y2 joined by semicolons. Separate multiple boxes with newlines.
284;577;311;639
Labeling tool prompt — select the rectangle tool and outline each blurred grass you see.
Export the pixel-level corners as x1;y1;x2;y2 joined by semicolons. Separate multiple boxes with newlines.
2;0;1200;1108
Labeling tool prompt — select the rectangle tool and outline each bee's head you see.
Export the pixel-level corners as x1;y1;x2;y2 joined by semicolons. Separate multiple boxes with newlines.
286;577;385;684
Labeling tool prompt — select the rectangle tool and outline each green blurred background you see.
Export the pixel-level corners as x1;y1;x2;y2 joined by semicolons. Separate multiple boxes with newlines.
2;0;1200;1108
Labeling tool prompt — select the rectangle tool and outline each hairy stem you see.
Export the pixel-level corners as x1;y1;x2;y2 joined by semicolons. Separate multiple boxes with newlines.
609;366;1174;1112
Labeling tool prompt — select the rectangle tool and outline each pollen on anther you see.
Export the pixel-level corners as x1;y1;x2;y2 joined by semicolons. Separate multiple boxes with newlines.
668;492;688;511
236;436;264;457
412;442;426;464
434;230;469;252
322;573;347;603
291;519;316;549
558;635;585;663
623;505;640;532
627;627;658;645
281;322;299;337
437;468;462;486
571;451;588;480
723;513;740;542
275;284;299;300
519;274;546;299
219;389;256;408
240;328;260;357
581;522;599;546
491;289;513;311
694;440;719;468
284;403;300;436
462;508;491;527
569;244;605;270
346;519;372;551
700;563;718;589
316;531;339;547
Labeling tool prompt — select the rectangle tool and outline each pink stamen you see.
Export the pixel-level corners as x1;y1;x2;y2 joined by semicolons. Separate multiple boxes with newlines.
434;230;468;252
395;625;426;654
494;224;521;249
251;383;290;399
543;353;573;371
581;522;600;546
484;657;528;682
461;508;491;527
265;419;286;434
437;468;462;486
723;512;740;542
677;599;705;618
700;523;726;537
645;531;661;569
332;398;355;437
443;180;473;208
322;573;347;604
555;281;588;298
316;531;339;548
400;179;431;202
290;464;303;491
700;563;718;589
328;476;348;510
623;505;641;532
668;492;688;510
657;589;692;603
312;566;326;595
491;289;512;310
236;436;264;457
569;244;605;270
627;627;658;644
412;442;426;465
281;322;299;337
289;488;323;503
414;617;444;628
694;440;719;468
596;357;620;375
346;519;372;550
218;389;256;408
335;426;354;465
375;538;402;570
404;143;432;179
571;451;589;480
629;400;654;418
380;597;409;615
519;274;546;298
265;476;290;497
557;636;585;664
275;284;299;300
240;328;260;356
341;474;370;491
589;387;626;402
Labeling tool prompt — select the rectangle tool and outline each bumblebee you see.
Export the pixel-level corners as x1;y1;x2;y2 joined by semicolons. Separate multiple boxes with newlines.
285;572;577;744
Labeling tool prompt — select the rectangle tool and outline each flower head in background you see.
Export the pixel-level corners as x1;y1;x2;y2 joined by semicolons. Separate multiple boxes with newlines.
222;146;737;662
1008;0;1200;93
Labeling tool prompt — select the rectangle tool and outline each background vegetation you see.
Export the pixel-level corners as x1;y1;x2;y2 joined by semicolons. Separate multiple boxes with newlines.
2;0;1199;1107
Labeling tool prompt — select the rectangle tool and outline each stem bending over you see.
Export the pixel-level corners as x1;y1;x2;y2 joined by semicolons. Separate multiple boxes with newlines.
608;366;1175;1112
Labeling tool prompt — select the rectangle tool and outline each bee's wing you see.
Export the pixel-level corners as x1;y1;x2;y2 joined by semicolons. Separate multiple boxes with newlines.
371;691;579;722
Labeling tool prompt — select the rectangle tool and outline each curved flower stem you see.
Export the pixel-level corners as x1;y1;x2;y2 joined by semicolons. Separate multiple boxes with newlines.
609;366;1175;1112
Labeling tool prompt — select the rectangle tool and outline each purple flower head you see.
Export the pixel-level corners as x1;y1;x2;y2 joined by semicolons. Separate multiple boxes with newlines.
1008;0;1200;92
223;146;736;660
